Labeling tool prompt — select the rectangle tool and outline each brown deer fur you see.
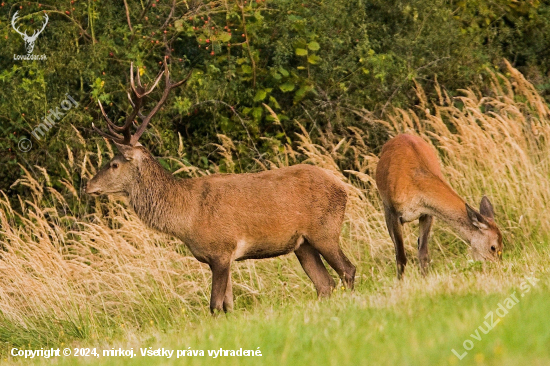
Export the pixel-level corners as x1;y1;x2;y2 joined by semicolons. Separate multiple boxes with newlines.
87;146;356;313
375;134;502;278
87;58;355;313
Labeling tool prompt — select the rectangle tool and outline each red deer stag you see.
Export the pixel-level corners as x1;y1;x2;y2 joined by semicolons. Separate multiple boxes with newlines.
86;57;356;313
375;134;502;278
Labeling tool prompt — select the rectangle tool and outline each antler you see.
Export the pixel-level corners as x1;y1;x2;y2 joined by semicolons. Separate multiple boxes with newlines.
11;11;28;38
93;56;192;146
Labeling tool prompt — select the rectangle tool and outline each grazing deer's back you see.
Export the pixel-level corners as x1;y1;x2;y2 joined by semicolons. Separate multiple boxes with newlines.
376;134;447;208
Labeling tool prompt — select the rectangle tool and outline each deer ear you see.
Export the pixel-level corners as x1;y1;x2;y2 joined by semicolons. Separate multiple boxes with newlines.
479;196;495;220
114;142;138;161
466;203;489;230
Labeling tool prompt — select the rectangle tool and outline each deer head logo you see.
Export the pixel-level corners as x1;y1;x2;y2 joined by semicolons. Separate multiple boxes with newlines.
11;11;49;54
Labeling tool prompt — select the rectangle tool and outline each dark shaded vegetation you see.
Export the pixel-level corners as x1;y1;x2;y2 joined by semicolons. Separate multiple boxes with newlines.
1;0;549;193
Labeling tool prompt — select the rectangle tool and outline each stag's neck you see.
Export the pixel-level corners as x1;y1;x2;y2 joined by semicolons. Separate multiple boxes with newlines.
127;157;191;234
426;179;475;243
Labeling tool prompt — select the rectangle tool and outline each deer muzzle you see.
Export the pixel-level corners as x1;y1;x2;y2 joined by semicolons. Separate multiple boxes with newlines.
85;182;102;196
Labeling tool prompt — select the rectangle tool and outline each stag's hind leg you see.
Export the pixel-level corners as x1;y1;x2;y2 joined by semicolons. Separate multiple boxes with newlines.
418;214;433;276
310;235;356;290
383;204;407;279
295;241;335;297
223;275;233;312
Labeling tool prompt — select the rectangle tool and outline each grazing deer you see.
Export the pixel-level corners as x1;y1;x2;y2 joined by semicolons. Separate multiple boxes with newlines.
86;57;356;313
375;134;502;278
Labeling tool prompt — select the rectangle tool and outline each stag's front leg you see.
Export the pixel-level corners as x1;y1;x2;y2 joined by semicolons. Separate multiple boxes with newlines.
209;259;231;315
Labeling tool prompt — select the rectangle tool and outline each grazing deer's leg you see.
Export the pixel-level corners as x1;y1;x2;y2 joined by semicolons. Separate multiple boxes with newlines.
383;205;407;279
418;214;433;276
312;237;356;290
223;275;233;312
295;242;335;297
209;259;231;314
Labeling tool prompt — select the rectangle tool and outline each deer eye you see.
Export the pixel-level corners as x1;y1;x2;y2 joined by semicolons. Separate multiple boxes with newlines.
490;245;496;252
111;162;119;169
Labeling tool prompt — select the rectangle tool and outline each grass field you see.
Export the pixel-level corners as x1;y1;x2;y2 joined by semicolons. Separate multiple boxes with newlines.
4;256;550;366
1;63;549;365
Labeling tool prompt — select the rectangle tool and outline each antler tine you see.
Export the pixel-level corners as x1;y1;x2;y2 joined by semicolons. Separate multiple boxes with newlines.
97;99;131;143
106;123;124;139
130;56;190;145
135;62;142;88
127;92;147;120
92;122;126;144
130;62;139;96
170;68;193;89
134;69;165;99
98;99;125;133
130;62;161;99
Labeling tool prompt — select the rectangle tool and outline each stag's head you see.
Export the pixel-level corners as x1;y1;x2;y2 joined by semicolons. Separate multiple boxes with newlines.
86;57;191;197
11;11;48;54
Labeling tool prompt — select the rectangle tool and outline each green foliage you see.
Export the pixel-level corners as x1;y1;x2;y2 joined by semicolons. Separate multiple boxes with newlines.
1;0;549;192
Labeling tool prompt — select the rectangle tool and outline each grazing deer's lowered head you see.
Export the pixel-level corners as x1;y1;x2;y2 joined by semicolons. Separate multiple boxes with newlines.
375;134;502;278
86;58;356;313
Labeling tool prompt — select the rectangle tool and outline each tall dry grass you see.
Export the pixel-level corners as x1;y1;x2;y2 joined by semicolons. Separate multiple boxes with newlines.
1;61;549;351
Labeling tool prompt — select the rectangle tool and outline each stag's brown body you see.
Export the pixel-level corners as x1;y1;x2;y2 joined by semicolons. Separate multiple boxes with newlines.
86;58;355;313
375;134;502;278
138;163;349;264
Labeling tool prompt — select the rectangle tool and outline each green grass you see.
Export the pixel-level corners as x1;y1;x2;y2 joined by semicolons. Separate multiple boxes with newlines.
5;260;549;366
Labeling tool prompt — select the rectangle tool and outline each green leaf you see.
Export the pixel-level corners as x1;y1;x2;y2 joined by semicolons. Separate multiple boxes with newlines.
241;65;252;74
308;55;321;64
269;96;281;109
254;11;264;21
253;89;267;102
218;32;232;42
279;67;289;77
295;48;308;56
279;82;295;92
174;19;184;31
252;107;263;120
294;85;315;102
307;41;320;51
